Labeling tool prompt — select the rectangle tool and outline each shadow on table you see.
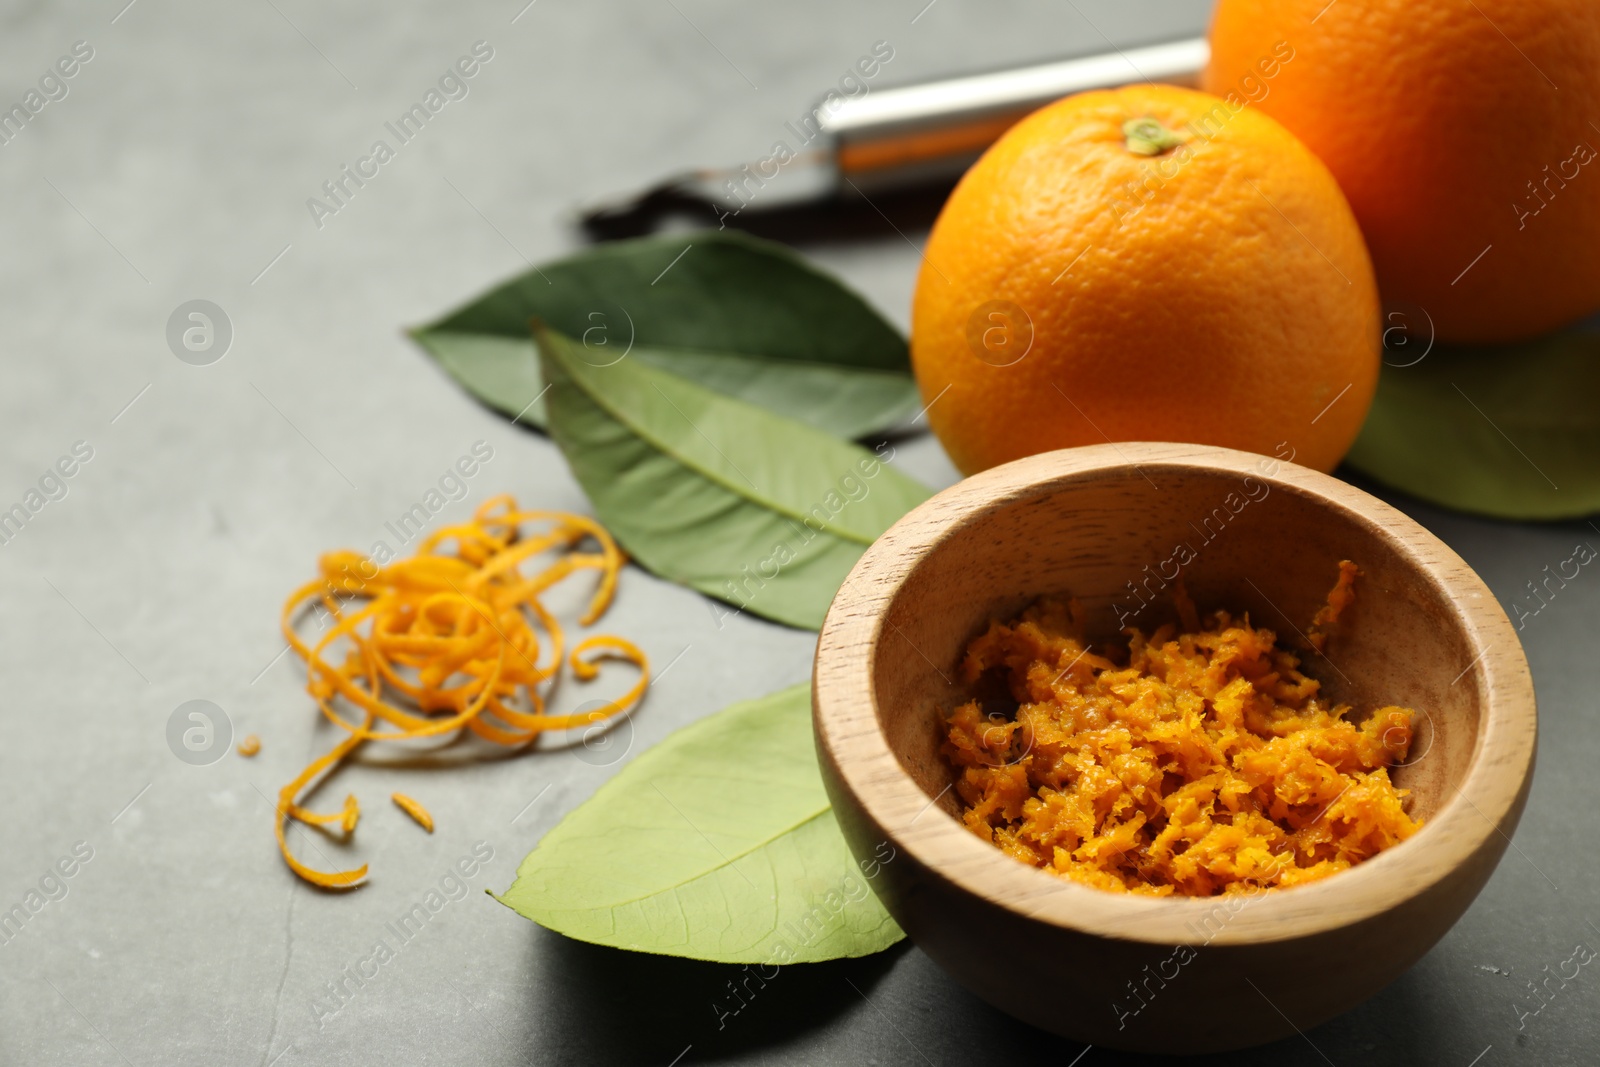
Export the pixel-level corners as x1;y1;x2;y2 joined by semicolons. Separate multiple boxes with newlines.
520;918;1448;1066
521;925;907;1064
948;959;1447;1067
577;180;955;250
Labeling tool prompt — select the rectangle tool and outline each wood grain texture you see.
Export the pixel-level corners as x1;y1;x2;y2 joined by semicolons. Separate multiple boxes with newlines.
812;442;1536;1055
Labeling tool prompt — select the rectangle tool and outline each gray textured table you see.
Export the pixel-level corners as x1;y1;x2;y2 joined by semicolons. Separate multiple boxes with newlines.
1;1;1594;1064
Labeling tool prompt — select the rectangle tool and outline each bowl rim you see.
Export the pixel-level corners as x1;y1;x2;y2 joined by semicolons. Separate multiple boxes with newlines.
813;442;1537;946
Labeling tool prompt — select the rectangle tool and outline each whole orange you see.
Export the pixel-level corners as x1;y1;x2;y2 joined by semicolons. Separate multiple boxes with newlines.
1206;0;1600;343
910;84;1379;476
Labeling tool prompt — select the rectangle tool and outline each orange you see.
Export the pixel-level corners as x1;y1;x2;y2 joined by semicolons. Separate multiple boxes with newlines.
1206;0;1600;343
910;84;1379;476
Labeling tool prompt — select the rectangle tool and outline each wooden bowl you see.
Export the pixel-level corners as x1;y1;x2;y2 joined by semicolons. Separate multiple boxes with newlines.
813;442;1535;1055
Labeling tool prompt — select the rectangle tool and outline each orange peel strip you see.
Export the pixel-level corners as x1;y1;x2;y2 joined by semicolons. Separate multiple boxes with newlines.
273;495;646;888
273;711;373;889
392;793;435;833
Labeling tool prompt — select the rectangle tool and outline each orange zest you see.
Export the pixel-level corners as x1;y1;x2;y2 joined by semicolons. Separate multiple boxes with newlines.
942;569;1420;897
273;494;648;889
392;793;434;833
1308;559;1359;652
237;734;262;757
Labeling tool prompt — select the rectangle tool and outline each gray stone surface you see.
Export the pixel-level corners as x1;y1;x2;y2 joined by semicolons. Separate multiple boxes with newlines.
0;1;1594;1064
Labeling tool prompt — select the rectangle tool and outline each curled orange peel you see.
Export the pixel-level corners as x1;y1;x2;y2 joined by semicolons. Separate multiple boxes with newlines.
272;495;647;889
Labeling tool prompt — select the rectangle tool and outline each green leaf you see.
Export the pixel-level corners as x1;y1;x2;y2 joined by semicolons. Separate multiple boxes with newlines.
409;230;920;439
1345;330;1600;520
536;324;932;630
495;683;904;964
